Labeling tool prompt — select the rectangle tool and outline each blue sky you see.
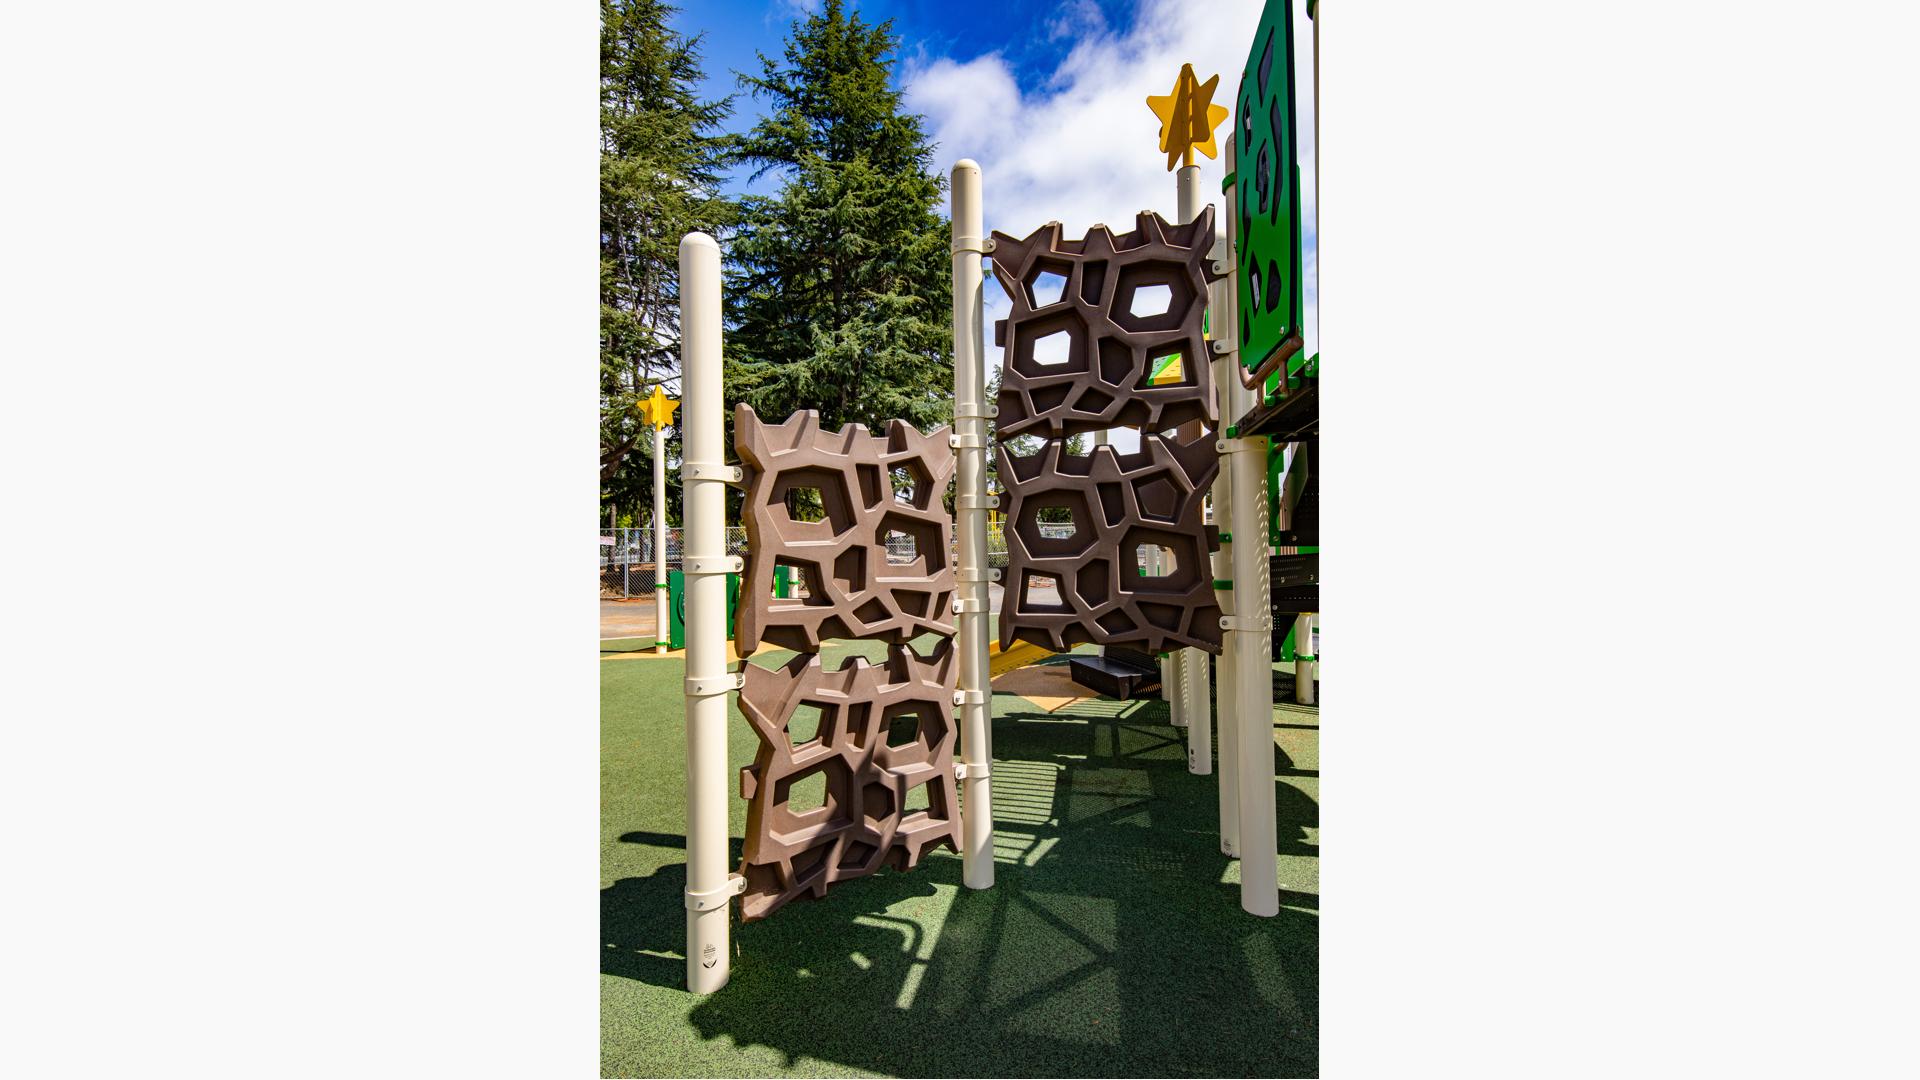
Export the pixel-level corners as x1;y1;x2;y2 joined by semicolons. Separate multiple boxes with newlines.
663;0;1317;396
669;1;1144;197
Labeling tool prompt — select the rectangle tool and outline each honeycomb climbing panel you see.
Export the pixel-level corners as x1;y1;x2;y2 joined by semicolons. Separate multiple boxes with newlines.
990;209;1223;441
732;405;960;922
735;639;960;922
996;427;1222;655
733;405;956;655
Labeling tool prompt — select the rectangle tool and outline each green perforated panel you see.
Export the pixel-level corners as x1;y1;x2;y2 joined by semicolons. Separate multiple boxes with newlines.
1234;1;1304;383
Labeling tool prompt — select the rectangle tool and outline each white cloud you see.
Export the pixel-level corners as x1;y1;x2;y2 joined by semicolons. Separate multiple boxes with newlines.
904;0;1319;443
1045;0;1107;43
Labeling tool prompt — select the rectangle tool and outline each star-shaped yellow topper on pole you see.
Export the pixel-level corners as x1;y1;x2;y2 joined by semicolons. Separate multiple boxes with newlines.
1146;62;1229;171
636;384;679;429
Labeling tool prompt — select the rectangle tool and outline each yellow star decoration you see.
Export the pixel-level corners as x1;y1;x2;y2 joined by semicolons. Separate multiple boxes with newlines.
635;384;679;429
1146;62;1230;171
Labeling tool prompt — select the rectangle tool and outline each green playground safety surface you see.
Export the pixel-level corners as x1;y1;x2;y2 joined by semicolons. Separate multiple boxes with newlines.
601;638;1318;1078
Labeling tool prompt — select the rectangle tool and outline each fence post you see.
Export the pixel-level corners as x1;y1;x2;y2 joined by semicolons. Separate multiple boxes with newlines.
679;231;735;990
951;159;995;892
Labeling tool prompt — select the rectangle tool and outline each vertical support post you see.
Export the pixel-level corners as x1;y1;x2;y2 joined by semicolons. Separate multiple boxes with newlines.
654;425;668;654
1209;205;1240;857
1295;612;1315;705
679;232;733;990
1221;140;1279;917
1162;646;1184;727
950;160;995;891
1092;429;1106;661
1302;3;1320;714
1175;161;1207;769
1185;647;1212;774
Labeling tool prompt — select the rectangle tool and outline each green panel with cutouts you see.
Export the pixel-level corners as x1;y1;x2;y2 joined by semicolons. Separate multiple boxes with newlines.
1234;0;1303;381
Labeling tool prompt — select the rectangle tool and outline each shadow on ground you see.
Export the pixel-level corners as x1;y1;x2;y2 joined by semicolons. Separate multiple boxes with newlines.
602;692;1317;1077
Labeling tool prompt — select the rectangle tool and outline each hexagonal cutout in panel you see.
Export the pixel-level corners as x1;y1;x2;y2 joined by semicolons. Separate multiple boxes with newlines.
1026;263;1069;308
787;701;828;749
1134;542;1179;579
1031;329;1073;367
1127;283;1173;320
1112;265;1191;335
881;527;917;565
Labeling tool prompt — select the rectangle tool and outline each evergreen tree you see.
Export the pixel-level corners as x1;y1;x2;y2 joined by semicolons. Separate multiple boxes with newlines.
600;0;734;519
724;0;952;438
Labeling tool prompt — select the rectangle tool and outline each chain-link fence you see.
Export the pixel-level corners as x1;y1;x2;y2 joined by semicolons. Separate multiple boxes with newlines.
600;521;1052;596
599;526;750;598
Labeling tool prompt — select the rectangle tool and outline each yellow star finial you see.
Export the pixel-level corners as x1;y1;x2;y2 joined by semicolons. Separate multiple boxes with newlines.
636;384;679;429
1145;62;1230;171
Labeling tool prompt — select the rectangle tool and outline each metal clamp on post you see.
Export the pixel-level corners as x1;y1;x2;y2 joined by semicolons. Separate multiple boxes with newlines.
953;400;998;421
955;568;997;583
956;493;999;510
952;689;987;707
685;671;744;697
681;462;742;484
684;873;747;912
955;761;992;780
951;596;987;614
683;555;742;575
948;433;985;450
950;235;995;256
1220;614;1272;632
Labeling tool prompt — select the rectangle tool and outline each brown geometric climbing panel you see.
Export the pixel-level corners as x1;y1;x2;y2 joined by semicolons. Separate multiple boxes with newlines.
735;639;960;922
991;208;1222;441
732;405;961;922
997;426;1223;655
733;405;956;655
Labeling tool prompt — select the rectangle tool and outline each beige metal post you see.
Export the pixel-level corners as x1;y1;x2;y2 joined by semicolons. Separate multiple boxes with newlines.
950;160;995;891
679;232;741;990
1208;207;1241;857
1303;0;1321;712
1175;162;1209;772
1218;141;1279;917
1295;612;1315;705
653;424;668;654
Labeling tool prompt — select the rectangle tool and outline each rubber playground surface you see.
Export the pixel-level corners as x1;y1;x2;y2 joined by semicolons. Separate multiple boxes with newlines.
601;635;1319;1077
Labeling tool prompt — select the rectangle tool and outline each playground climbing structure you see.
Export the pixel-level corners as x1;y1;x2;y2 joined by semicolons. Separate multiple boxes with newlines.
671;0;1319;993
731;408;962;921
